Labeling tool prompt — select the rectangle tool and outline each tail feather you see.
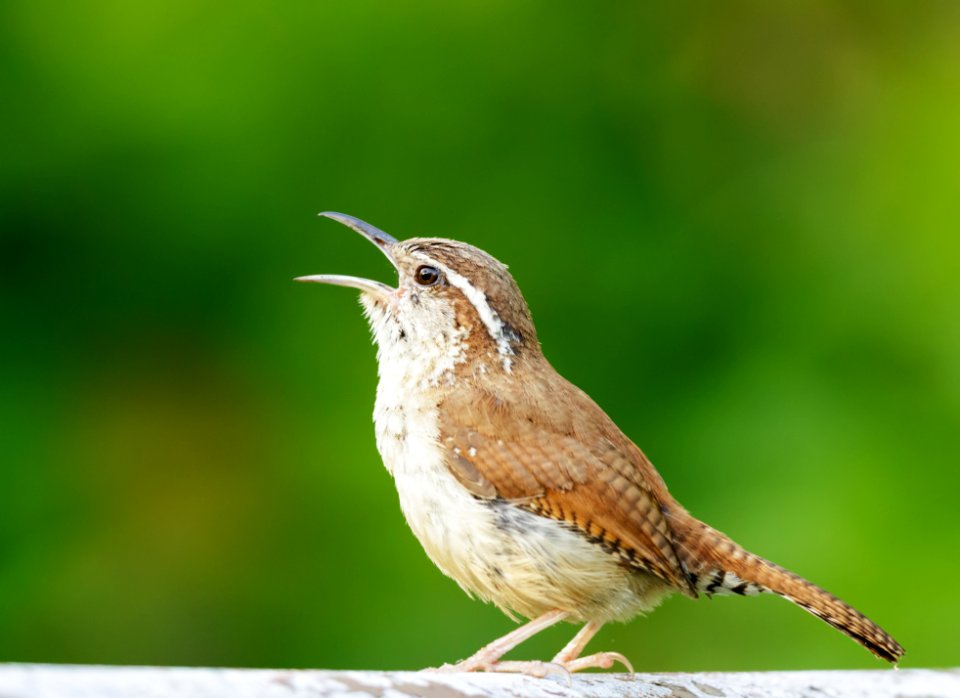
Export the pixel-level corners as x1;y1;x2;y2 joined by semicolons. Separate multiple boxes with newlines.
673;517;905;663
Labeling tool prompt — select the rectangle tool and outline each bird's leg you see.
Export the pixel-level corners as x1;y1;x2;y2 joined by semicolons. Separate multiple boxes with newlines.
551;620;634;673
435;609;569;677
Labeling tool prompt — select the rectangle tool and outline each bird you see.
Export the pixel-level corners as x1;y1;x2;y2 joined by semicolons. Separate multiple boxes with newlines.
296;212;904;677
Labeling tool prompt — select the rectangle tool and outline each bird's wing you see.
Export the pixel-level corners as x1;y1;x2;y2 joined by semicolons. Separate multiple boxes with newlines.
438;384;697;597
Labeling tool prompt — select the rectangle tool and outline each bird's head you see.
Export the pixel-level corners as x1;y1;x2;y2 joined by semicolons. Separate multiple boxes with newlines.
297;213;539;376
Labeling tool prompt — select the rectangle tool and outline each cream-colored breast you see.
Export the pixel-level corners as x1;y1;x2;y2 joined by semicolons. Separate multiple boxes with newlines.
372;371;673;623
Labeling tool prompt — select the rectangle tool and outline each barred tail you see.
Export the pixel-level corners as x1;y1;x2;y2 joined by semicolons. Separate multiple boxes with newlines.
673;517;905;663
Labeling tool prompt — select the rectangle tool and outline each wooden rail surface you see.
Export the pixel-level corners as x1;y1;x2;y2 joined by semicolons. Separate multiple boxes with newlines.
1;664;958;698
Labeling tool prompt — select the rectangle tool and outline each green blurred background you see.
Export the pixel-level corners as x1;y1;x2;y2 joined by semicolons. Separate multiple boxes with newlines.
1;0;958;672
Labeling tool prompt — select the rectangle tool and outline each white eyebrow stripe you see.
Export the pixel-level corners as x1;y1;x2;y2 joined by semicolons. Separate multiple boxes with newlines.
411;252;516;372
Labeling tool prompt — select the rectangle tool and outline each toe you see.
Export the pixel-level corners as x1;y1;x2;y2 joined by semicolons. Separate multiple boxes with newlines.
562;651;634;674
490;660;570;680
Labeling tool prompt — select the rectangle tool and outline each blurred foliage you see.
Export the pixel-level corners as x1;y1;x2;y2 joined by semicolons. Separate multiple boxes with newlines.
1;0;958;672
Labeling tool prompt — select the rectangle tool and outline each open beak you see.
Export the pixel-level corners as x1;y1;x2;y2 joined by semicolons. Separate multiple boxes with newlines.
295;212;399;298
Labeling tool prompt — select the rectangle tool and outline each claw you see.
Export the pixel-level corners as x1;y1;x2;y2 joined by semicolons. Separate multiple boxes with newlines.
560;651;634;674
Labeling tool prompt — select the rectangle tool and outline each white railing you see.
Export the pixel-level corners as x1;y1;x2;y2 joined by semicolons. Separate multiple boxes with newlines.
1;665;958;698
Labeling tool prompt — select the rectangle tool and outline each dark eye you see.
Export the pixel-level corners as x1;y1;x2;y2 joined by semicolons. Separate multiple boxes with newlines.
415;265;441;286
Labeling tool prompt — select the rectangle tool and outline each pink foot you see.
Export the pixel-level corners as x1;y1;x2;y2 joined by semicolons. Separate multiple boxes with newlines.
560;651;634;674
432;658;570;680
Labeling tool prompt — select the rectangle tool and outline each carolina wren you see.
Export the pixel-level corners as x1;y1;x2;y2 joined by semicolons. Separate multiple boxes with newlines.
297;212;904;676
